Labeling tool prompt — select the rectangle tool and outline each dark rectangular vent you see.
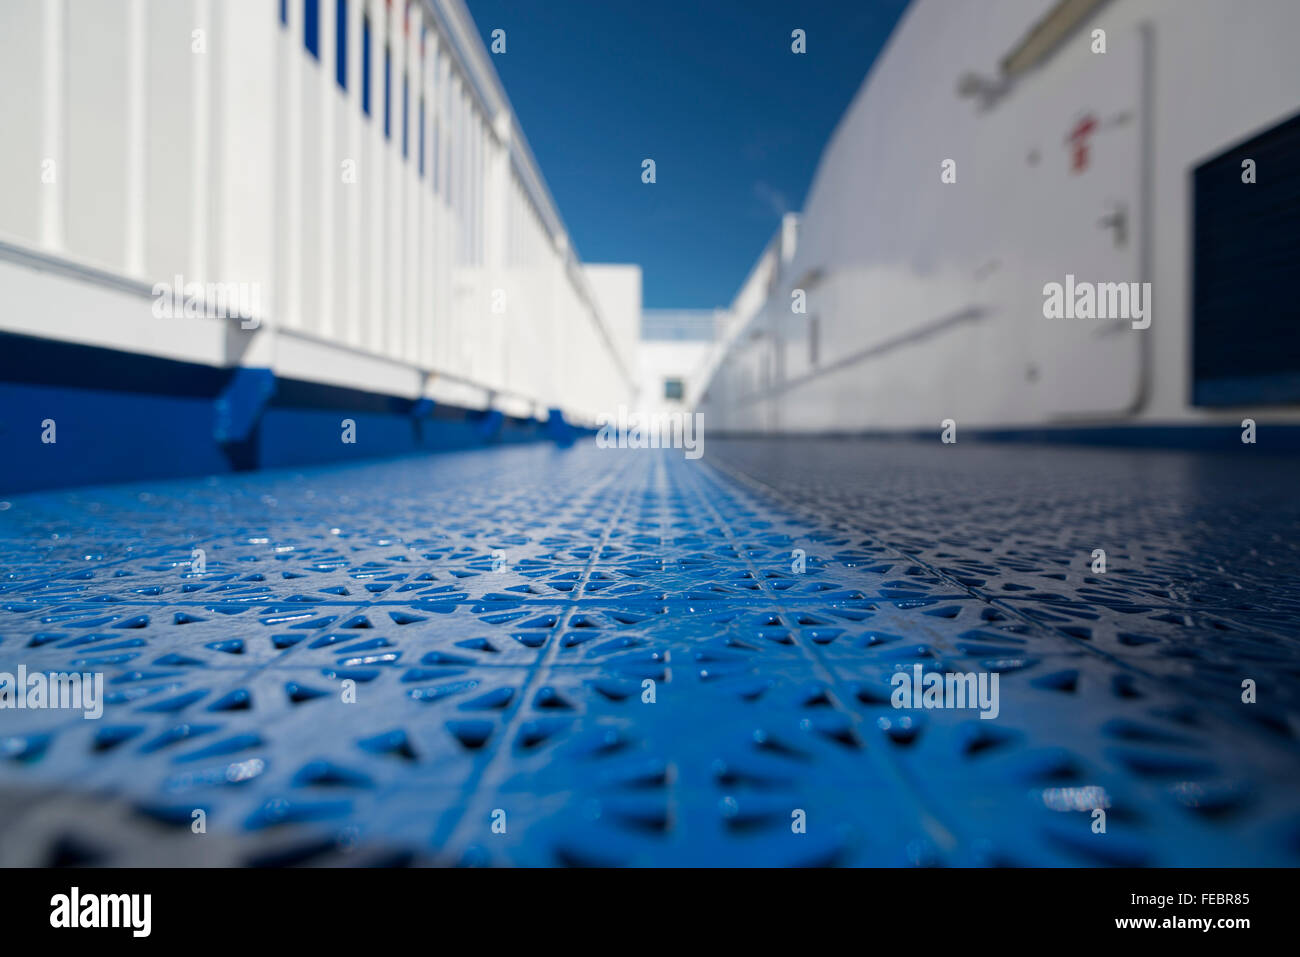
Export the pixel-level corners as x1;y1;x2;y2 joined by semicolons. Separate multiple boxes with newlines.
1192;110;1300;406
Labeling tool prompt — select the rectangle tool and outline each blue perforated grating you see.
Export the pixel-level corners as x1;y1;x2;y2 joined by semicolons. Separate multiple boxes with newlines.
1;439;1299;866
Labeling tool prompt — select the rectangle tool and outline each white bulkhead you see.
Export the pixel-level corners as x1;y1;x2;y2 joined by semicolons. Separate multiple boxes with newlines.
699;0;1300;434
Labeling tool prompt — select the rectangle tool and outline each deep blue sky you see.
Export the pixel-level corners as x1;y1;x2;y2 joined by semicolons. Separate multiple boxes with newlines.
464;0;909;309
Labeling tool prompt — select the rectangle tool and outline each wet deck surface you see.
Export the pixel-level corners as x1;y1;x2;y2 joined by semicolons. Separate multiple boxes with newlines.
2;438;1299;866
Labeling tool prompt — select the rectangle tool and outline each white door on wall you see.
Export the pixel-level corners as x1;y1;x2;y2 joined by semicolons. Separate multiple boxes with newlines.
989;24;1147;419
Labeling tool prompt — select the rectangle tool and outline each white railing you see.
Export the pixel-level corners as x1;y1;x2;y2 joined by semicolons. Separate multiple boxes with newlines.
0;0;634;423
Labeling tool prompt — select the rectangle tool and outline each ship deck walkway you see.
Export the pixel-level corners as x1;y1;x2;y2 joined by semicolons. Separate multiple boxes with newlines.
1;439;1298;866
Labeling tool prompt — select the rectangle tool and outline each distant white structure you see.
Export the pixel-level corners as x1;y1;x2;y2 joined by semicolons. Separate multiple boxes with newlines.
635;309;722;417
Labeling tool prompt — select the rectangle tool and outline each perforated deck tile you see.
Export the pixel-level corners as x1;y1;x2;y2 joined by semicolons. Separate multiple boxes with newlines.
1;439;1298;866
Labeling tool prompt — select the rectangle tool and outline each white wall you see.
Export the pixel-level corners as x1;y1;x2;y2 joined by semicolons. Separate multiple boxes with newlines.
700;0;1300;432
584;263;641;381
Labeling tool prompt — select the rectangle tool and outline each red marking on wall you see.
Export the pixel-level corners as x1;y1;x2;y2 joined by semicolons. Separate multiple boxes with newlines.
1067;113;1098;173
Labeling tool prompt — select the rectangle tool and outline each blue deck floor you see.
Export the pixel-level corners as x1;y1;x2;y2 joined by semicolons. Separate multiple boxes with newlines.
1;439;1299;866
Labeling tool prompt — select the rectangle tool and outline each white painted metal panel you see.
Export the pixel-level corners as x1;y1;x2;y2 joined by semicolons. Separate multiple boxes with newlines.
0;1;48;248
145;0;196;284
1006;23;1144;417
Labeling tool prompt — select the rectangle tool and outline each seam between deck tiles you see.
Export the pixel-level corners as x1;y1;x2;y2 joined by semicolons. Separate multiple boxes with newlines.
681;456;962;856
432;454;645;856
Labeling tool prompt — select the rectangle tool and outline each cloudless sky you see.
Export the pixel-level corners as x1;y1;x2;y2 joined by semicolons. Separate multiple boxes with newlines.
463;0;910;309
